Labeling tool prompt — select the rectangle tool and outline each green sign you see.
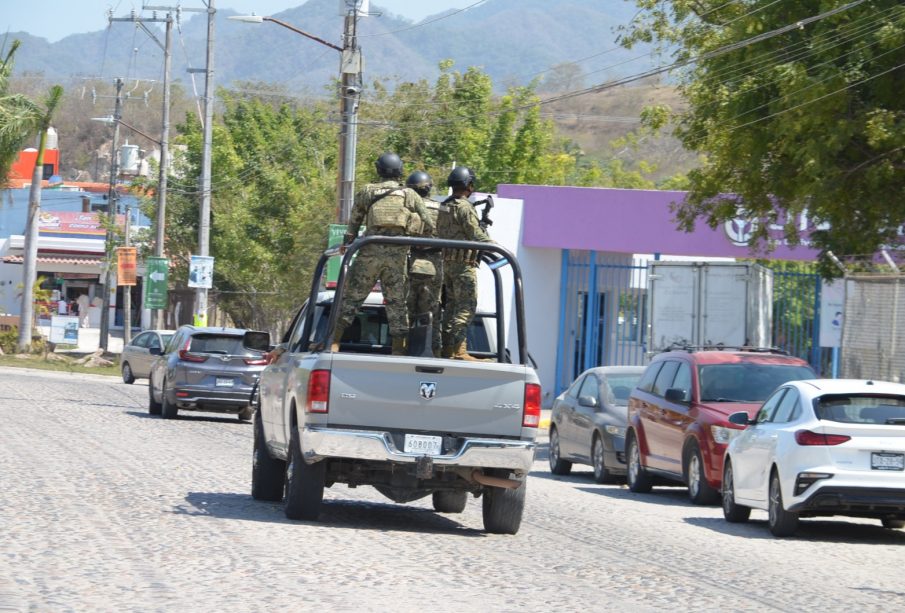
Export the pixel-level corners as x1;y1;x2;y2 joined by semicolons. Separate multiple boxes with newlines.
326;224;347;285
145;257;169;310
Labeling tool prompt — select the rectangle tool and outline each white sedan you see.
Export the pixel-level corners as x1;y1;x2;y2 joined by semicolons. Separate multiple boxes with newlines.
721;379;905;537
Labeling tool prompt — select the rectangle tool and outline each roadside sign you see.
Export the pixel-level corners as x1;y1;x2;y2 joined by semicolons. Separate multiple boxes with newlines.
188;255;214;289
50;315;79;344
326;224;347;285
145;257;169;310
116;247;137;286
819;280;844;348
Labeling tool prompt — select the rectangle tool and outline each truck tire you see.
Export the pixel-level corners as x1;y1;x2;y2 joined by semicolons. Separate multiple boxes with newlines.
432;491;467;513
284;426;325;521
251;409;285;501
482;473;526;535
160;380;178;420
148;376;162;416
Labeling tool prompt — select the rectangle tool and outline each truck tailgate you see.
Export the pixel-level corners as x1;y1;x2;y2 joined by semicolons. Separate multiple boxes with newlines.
327;354;529;436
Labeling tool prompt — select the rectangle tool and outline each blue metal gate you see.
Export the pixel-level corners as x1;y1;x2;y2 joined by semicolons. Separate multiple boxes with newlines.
555;251;831;396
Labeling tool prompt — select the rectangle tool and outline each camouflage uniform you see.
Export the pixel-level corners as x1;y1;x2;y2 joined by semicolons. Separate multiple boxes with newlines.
436;196;492;348
407;200;443;353
337;180;434;341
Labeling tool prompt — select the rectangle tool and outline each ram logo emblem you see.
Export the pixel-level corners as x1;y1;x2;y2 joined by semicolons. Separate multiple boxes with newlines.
420;382;437;400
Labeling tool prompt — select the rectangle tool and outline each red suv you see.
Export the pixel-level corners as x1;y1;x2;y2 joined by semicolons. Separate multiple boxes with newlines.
625;349;815;504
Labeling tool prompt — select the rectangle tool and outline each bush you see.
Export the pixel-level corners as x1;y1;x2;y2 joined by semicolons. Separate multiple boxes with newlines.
0;327;47;354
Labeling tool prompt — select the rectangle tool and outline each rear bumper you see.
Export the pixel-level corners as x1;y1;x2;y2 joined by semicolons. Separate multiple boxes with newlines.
789;486;905;515
171;386;254;410
300;426;537;472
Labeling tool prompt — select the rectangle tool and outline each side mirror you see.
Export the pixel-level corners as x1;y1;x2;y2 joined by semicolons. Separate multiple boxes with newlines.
665;388;689;404
578;395;599;408
149;346;162;356
243;330;271;352
728;411;753;427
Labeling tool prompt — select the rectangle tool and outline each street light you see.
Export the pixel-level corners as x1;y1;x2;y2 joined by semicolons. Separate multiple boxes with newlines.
229;10;362;223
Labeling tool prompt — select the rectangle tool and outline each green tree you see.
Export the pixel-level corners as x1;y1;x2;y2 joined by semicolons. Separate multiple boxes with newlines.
0;41;40;188
620;1;905;276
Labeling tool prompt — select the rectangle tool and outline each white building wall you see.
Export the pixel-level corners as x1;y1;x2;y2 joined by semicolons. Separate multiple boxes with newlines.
475;196;561;407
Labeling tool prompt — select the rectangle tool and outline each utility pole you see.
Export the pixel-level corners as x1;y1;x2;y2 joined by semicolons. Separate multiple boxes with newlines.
110;9;175;331
193;0;215;327
99;77;124;352
337;1;363;223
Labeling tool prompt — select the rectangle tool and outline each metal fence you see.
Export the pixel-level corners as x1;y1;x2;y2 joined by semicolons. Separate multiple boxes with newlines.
555;251;831;396
841;275;904;383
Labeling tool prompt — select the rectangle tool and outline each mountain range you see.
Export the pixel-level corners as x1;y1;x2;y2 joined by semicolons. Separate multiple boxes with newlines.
8;0;656;93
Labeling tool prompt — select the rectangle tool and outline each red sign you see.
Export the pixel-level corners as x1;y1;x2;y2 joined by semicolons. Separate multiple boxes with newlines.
116;247;137;286
38;211;124;240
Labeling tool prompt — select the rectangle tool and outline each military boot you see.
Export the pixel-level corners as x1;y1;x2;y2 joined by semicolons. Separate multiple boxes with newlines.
391;336;407;356
452;340;491;362
440;345;455;358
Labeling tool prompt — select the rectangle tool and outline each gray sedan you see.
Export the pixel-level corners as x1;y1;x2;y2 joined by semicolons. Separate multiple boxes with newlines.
120;329;175;383
549;366;644;482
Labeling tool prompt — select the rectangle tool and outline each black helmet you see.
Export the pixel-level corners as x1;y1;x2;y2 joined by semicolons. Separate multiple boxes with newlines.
447;166;476;189
405;170;432;197
375;152;403;179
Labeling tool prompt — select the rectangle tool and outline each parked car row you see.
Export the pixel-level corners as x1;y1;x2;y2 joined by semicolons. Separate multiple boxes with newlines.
121;325;268;421
550;348;905;537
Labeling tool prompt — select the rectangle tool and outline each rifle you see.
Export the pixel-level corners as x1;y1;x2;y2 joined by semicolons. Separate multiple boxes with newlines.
472;195;494;231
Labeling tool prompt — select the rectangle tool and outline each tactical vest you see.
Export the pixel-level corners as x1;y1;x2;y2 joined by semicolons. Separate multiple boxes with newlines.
367;188;409;230
436;197;470;241
412;200;440;237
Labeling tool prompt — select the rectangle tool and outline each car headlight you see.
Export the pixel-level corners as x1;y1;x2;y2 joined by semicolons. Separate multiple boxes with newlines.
711;425;741;445
604;424;626;437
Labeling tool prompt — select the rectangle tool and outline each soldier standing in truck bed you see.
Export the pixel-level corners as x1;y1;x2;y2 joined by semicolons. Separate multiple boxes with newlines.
436;166;493;360
405;170;443;357
333;152;434;356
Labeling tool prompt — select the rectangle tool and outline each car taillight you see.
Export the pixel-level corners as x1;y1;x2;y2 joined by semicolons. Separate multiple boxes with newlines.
794;430;851;446
523;383;541;428
178;339;208;363
244;356;268;365
306;369;330;413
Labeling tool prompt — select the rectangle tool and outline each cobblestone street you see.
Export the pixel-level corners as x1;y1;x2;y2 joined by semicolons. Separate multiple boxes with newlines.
2;367;904;612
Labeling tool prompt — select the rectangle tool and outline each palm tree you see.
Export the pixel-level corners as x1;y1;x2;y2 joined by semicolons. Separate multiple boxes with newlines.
0;40;41;188
17;84;64;351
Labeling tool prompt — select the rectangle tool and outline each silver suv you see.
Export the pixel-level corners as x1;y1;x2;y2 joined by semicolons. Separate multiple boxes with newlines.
147;325;268;420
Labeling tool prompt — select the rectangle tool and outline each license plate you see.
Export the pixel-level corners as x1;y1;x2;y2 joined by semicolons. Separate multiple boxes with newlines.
215;377;234;387
871;452;905;471
404;434;442;456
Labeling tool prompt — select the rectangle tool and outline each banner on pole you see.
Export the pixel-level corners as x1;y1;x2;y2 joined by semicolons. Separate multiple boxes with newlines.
146;257;169;310
188;255;214;289
116;247;137;286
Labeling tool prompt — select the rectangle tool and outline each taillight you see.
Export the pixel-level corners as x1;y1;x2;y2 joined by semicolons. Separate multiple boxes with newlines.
178;339;208;363
244;356;268;365
523;383;541;428
306;369;330;413
794;430;851;446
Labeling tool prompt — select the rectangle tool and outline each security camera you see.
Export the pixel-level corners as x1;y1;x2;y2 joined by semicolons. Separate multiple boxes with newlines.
344;85;361;96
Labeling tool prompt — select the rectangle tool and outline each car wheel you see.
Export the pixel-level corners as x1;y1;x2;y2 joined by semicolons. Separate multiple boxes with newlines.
548;426;572;475
147;375;162;416
238;405;254;421
482;471;526;535
284;425;325;521
432;491;468;513
881;518;905;530
251;408;285;501
121;362;135;384
721;459;751;523
592;434;617;484
626;432;652;493
768;470;799;537
685;442;720;505
160;379;178;420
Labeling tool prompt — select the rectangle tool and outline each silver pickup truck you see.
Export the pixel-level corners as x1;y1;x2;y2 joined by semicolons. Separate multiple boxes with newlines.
250;236;540;534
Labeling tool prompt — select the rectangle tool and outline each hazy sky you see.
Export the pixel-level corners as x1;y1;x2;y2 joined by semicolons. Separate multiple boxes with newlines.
4;0;473;42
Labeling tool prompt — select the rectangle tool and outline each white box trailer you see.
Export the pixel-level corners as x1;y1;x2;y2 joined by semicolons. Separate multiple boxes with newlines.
647;261;772;353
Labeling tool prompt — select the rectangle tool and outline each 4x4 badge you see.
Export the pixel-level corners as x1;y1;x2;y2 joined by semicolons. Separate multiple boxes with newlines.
420;382;436;400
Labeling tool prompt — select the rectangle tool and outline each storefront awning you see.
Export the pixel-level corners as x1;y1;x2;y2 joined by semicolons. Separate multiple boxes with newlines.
1;255;105;267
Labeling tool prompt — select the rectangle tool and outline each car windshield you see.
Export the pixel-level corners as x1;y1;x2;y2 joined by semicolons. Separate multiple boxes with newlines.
606;374;642;405
161;333;174;346
189;334;257;356
814;394;905;424
698;363;815;402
